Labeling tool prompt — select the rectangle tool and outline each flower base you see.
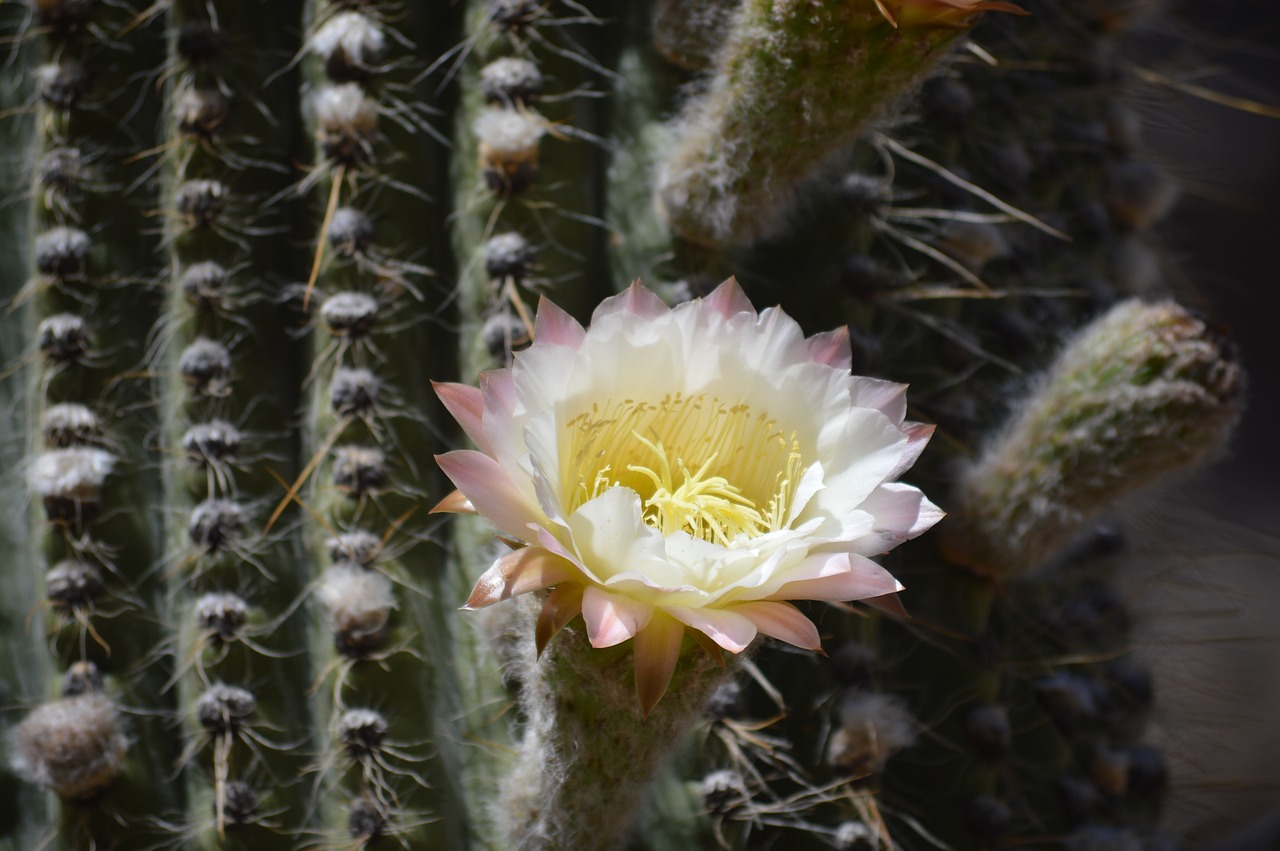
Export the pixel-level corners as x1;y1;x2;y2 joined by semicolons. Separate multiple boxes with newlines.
501;622;728;851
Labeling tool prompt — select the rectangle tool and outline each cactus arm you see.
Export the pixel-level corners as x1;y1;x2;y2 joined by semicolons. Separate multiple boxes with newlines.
656;0;984;248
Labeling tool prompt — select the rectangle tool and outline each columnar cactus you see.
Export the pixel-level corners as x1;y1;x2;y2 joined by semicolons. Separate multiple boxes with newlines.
0;1;1253;850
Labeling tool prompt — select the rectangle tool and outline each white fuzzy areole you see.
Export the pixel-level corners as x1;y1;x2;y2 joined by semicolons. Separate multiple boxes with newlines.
309;11;386;66
317;565;396;631
29;448;116;497
314;83;378;133
474;107;547;157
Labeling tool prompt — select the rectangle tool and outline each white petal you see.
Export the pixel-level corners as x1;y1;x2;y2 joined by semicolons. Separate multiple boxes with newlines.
565;487;683;588
850;483;946;556
849;376;909;424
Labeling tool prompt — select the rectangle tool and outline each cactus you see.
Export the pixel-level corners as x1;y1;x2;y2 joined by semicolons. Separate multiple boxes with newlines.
0;1;1256;850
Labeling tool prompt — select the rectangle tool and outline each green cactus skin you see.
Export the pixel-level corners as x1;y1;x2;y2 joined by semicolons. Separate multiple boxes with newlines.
0;1;1254;849
155;1;321;847
0;18;50;848
2;2;184;847
296;2;479;847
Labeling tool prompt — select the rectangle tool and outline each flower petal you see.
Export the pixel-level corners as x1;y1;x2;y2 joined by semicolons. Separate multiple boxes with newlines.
665;604;758;653
433;381;490;453
888;422;935;479
435;450;541;541
463;547;577;610
852;482;945;556
511;342;578;420
634;611;684;717
810;408;911;518
849;377;909;424
534;295;586;348
766;554;903;602
479;368;521;465
429;489;475;515
806;326;853;369
566;487;684;587
536;584;584;656
733;601;823;651
592;280;670;324
582;586;653;648
862;592;909;618
704;276;755;319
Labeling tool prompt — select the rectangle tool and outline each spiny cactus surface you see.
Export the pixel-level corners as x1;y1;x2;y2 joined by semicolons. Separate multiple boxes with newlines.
0;1;1254;850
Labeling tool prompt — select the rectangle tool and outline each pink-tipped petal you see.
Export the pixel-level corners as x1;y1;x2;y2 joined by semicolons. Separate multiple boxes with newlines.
734;601;823;651
435;450;539;541
429;489;475;515
463;547;576;610
854;482;945;555
806;327;853;369
592;281;670;324
478;368;520;463
768;554;903;603
479;369;517;418
534;296;586;348
634;612;684;718
688;629;727;667
433;382;490;453
536;584;584;657
888;422;936;479
849;377;909;424
704;276;755;319
666;605;757;653
581;586;653;648
862;592;909;618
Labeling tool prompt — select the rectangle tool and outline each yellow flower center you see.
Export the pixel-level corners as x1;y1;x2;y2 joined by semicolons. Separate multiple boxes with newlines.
564;393;804;545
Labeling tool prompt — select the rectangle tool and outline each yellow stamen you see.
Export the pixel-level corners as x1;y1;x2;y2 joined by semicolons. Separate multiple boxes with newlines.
564;394;806;544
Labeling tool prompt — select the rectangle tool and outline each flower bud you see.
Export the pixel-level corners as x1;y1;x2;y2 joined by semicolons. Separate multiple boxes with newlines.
943;301;1244;577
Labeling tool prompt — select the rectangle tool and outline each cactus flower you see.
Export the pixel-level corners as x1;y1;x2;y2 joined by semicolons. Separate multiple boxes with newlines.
434;280;941;712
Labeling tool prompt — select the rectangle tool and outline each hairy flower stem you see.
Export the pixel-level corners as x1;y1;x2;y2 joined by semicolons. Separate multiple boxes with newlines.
503;625;728;851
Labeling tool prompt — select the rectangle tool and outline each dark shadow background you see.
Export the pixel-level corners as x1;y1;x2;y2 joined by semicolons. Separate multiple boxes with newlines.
1132;1;1280;842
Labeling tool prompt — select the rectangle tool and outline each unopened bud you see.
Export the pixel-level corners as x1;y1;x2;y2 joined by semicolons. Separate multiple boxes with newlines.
943;301;1243;577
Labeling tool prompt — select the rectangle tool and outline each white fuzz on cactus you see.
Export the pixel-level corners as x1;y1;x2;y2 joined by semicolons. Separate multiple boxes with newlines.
314;82;379;164
317;564;396;654
10;694;128;800
41;402;102;447
942;299;1244;577
479;57;544;105
826;691;918;776
34;226;90;278
29;447;115;506
474;106;548;195
309;11;387;73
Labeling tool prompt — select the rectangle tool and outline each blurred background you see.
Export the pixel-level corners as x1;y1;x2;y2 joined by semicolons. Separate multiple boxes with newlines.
1128;1;1280;844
